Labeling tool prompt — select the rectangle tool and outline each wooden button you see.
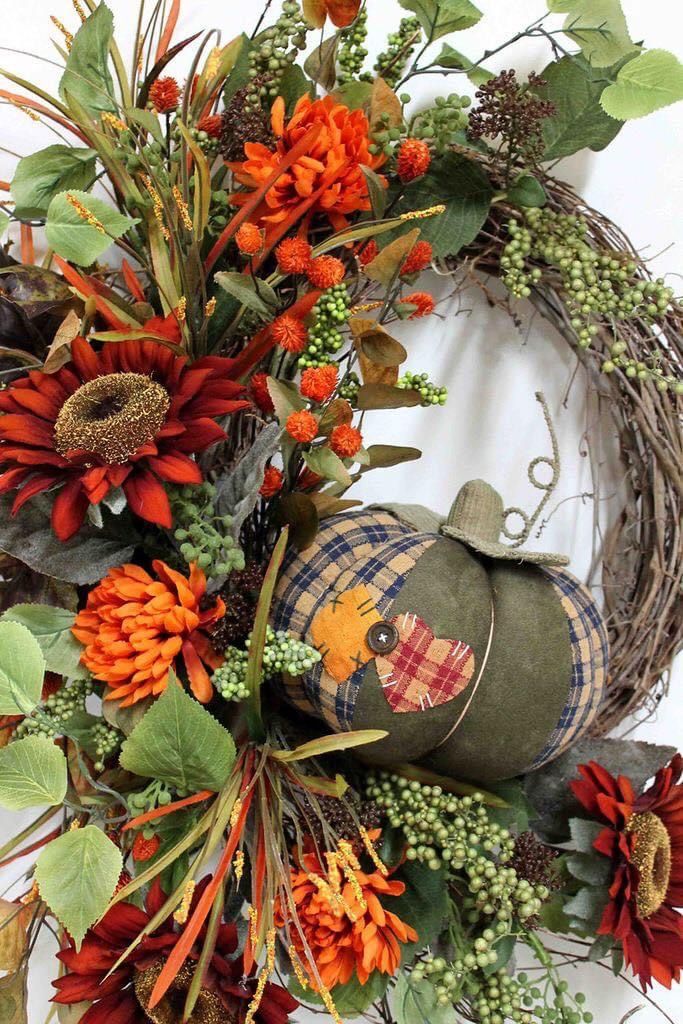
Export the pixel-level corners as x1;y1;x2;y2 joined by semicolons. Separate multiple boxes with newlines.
366;621;399;655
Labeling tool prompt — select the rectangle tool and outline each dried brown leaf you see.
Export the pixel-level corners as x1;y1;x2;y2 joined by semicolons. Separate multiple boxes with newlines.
43;309;80;373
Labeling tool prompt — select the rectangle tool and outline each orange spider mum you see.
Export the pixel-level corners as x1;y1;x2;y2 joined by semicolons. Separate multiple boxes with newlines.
260;465;284;498
284;848;417;990
251;372;275;413
236;221;265;256
230;94;384;236
149;76;181;113
276;237;313;275
286;410;318;443
330;423;362;458
402;240;433;275
300;365;338;403
396;138;431;182
404;291;435;318
272;314;309;353
197;113;223;138
307;255;345;289
571;756;683;990
72;560;224;706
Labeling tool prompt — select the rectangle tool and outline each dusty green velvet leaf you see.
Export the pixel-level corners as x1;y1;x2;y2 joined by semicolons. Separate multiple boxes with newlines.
0;736;68;810
304;447;353;487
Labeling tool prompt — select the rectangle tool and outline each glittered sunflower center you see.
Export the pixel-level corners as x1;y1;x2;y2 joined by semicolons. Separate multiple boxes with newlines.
627;811;672;919
53;372;170;464
134;960;234;1024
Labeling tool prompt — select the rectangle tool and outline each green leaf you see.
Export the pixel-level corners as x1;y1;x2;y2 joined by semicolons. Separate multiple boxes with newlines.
358;329;407;366
389;152;493;257
292;969;389;1018
304;448;353;487
363;444;422;469
601;49;683;119
548;0;636;67
35;825;123;949
539;892;573;933
0;211;10;239
0;736;68;810
587;934;616;961
45;190;138;267
304;34;340;91
361;165;388;219
564;885;609;934
393;971;457;1024
119;680;236;792
223;35;253;104
266;377;306;426
392;860;448;960
11;146;97;219
436;44;494;85
566;851;612;886
0;621;45;716
214;272;278;319
1;605;88;679
279;65;313;113
399;0;482;41
59;3;117;114
536;56;625;160
507;173;547;208
569;816;604;853
482;933;517;976
356;383;423;409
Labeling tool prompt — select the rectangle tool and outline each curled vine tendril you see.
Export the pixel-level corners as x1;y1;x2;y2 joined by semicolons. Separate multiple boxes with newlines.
501;392;561;548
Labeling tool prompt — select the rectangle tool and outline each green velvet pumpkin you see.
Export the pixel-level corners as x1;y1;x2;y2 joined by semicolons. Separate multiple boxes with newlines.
272;480;609;782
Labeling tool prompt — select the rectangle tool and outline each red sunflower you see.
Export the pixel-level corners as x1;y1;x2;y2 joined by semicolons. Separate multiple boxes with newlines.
571;755;683;990
0;336;249;541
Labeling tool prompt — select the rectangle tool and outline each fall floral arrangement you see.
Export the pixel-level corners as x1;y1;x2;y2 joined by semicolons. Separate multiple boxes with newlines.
0;3;681;1024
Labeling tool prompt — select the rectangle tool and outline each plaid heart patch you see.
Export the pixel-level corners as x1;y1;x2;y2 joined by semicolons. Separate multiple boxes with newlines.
376;612;475;714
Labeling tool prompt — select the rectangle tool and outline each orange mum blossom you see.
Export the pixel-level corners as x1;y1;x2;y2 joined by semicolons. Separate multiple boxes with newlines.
330;423;363;458
271;313;309;353
300;365;338;403
72;560;225;705
229;94;384;236
149;76;181;113
286;410;319;443
404;291;436;318
402;240;434;276
307;255;346;289
397;138;431;182
276;236;313;275
236;221;265;256
280;841;417;990
260;465;284;498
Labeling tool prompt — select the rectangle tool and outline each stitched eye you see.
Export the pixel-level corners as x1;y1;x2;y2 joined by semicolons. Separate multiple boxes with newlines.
366;620;399;655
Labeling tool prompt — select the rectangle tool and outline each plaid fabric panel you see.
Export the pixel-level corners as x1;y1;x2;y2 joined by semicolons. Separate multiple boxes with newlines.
529;568;609;770
273;511;411;637
376;613;474;713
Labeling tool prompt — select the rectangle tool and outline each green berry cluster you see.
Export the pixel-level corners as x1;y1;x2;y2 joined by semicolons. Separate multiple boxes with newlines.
502;210;680;390
91;721;123;772
374;17;422;88
339;370;361;406
208;189;230;234
410;93;471;153
247;1;309;107
397;371;448;406
369;114;404;159
298;284;351;368
212;625;321;702
15;678;94;740
338;8;371;85
121;136;171;176
127;778;173;816
171;482;245;578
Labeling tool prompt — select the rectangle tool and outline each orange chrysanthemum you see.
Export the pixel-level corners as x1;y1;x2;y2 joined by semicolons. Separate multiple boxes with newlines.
149;76;181;113
330;423;362;458
230;95;384;237
404;291;435;318
272;314;308;353
197;113;223;138
286;410;318;443
358;239;378;267
571;756;683;990
276;237;313;275
72;560;224;706
307;255;345;289
236;221;264;256
300;365;338;403
260;465;284;498
250;372;275;414
132;833;161;863
284;848;417;990
402;240;433;276
396;138;431;182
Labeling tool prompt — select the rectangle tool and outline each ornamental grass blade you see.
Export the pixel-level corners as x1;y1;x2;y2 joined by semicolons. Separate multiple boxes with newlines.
245;527;289;739
272;729;389;762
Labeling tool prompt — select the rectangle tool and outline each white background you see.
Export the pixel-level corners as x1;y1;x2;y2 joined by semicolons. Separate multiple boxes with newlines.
1;2;681;1021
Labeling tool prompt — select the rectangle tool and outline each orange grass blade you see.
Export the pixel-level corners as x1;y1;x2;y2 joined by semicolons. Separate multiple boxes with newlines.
155;0;182;62
0;90;88;143
204;122;322;276
122;789;214;832
121;258;146;302
53;256;134;330
20;224;34;265
0;826;61;870
149;773;255;1008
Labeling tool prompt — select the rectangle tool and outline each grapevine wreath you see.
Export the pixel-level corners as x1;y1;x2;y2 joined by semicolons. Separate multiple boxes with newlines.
0;2;681;1023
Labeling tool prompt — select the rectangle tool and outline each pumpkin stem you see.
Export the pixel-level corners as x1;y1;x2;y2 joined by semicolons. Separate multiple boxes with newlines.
445;480;504;544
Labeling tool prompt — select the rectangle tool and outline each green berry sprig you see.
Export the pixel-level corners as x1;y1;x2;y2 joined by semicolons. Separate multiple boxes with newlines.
212;625;321;702
369;113;404;159
339;370;361;406
247;1;310;107
14;677;94;741
410;93;471;153
374;17;422;88
298;284;351;369
397;371;448;406
91;721;123;772
127;779;173;816
171;482;245;578
338;8;371;86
